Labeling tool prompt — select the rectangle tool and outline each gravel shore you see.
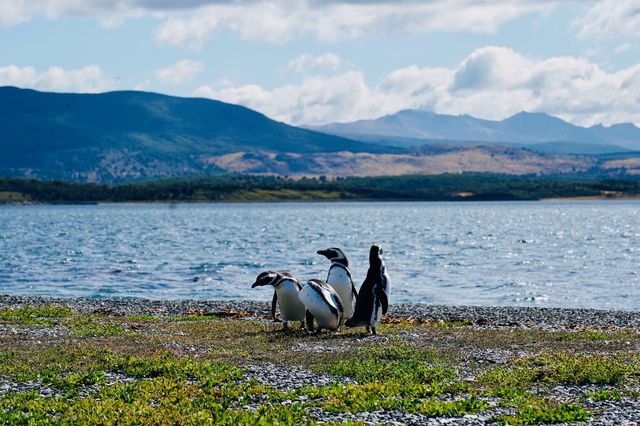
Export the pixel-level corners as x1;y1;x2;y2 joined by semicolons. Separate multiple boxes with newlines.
1;294;639;329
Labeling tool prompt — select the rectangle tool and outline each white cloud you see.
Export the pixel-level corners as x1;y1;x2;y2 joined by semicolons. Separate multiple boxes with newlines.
575;0;640;40
134;79;151;91
192;47;640;127
153;1;556;48
287;53;341;73
613;42;632;53
155;59;203;84
0;64;110;92
0;0;145;26
194;70;385;124
0;0;557;35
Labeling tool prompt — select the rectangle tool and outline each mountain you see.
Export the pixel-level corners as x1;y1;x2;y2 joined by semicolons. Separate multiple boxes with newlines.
3;87;639;182
309;110;640;153
0;87;386;182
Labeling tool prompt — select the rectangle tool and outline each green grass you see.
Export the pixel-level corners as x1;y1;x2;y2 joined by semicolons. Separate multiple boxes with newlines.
499;399;589;424
125;314;219;322
41;370;107;396
172;315;220;322
66;318;138;337
0;191;30;203
0;305;74;321
478;352;633;387
558;329;627;341
431;319;472;328
230;189;344;202
583;388;622;402
294;383;487;415
0;381;309;425
0;304;637;424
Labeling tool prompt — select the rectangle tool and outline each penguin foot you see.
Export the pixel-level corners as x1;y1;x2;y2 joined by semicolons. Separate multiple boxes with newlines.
365;326;371;333
314;327;323;335
305;310;315;334
371;327;377;335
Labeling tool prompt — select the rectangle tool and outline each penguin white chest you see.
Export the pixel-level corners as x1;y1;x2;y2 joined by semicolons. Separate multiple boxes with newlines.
326;267;354;319
275;282;306;321
370;290;383;327
298;285;341;330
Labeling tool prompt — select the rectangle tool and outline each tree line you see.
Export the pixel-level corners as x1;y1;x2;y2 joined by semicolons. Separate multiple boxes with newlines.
2;174;640;204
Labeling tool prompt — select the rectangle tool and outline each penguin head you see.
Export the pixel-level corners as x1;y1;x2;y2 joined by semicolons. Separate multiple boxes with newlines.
316;247;349;266
251;271;280;288
369;244;384;265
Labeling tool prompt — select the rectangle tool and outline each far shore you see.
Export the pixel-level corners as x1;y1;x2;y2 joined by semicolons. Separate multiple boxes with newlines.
542;194;640;202
4;195;640;206
4;174;640;205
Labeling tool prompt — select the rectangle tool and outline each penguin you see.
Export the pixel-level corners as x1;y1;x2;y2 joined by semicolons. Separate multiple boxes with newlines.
251;271;307;330
346;244;390;335
298;279;345;334
317;247;357;320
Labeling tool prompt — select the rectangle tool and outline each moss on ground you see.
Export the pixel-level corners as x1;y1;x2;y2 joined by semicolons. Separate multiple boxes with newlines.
0;304;638;424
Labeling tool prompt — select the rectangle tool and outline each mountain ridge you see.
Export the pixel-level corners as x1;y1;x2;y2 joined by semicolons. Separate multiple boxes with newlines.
2;87;640;182
308;109;640;152
0;86;390;182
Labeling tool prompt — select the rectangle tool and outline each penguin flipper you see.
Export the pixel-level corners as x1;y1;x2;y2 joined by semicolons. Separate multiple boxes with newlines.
271;291;279;321
351;281;358;299
305;310;315;332
376;286;389;315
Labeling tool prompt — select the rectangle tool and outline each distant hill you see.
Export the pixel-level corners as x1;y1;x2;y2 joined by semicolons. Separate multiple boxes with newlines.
3;87;640;182
0;87;385;182
205;145;595;177
309;110;640;153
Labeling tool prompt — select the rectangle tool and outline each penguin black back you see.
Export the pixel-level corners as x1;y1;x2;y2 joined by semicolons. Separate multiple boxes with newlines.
347;245;390;334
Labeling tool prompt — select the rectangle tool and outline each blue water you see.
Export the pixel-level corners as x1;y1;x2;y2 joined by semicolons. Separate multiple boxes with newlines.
1;201;638;310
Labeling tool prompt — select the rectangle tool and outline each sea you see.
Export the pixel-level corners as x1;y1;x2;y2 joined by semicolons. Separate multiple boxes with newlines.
1;201;638;311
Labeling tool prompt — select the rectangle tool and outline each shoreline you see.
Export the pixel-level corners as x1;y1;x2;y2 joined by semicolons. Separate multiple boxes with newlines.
4;197;640;206
2;294;639;329
541;194;640;202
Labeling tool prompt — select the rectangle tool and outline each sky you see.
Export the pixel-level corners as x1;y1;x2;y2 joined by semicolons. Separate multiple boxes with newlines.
1;0;639;127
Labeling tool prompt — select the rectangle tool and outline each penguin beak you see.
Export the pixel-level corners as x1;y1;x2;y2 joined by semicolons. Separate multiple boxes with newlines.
317;249;330;257
251;281;261;288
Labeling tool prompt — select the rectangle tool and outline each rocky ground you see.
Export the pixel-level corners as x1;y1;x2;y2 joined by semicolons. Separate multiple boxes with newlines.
0;295;638;425
2;294;639;329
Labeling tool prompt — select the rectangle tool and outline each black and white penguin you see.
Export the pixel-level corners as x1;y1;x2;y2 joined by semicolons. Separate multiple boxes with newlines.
346;244;390;335
317;247;357;320
298;279;345;333
251;271;307;330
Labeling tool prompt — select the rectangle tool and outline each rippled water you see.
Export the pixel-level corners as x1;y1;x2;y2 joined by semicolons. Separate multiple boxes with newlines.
1;201;638;310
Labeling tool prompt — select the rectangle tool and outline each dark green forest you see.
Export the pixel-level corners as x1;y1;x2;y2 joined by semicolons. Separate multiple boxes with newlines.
2;174;640;204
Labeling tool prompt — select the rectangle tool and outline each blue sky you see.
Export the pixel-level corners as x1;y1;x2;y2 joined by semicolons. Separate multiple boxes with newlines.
1;1;639;126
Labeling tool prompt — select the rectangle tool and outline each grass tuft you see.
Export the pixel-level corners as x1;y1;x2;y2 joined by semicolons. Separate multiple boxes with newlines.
67;318;138;337
583;388;622;402
479;352;632;387
499;399;589;424
0;305;74;321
